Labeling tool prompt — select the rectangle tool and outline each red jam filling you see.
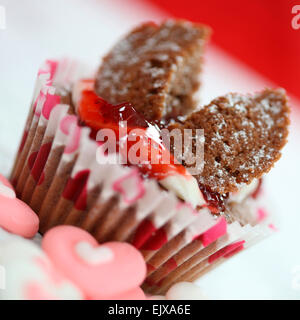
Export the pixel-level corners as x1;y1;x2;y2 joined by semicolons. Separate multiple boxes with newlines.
200;179;262;214
199;184;229;214
77;83;257;214
78;88;189;181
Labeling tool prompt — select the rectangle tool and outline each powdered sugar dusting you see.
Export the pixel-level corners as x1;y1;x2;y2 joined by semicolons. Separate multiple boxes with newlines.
96;19;209;119
186;89;289;194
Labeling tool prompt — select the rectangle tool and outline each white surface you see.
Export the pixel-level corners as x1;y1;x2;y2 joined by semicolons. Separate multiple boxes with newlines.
0;0;299;299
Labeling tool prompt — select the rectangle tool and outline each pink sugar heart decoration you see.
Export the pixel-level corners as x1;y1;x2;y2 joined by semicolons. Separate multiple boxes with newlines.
0;195;39;238
42;226;147;299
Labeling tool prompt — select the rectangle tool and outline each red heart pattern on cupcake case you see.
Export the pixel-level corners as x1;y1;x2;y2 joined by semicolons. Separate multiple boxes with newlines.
59;115;81;154
27;143;52;185
113;168;146;204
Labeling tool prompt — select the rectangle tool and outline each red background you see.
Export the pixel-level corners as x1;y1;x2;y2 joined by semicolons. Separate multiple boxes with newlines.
146;0;300;100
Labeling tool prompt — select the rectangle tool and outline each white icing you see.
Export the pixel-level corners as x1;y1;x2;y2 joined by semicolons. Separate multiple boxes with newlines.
72;79;94;112
229;179;259;203
159;175;205;208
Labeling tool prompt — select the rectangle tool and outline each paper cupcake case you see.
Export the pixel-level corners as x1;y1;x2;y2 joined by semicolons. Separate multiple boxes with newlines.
185;224;269;283
145;222;270;294
10;59;274;293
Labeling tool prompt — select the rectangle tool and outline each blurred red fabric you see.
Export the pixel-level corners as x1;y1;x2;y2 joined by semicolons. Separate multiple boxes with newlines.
146;0;300;100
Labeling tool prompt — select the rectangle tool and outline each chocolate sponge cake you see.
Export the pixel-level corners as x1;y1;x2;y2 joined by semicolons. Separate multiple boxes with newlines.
169;89;290;194
95;20;210;122
10;18;292;295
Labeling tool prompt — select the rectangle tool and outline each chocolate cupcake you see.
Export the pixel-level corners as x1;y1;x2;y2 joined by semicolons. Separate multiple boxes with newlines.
10;20;290;294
